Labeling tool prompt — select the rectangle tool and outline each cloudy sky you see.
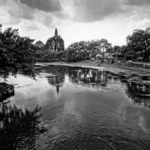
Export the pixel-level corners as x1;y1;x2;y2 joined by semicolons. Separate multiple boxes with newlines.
0;0;150;47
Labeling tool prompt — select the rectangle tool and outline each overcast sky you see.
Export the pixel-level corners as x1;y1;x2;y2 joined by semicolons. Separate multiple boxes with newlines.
0;0;150;47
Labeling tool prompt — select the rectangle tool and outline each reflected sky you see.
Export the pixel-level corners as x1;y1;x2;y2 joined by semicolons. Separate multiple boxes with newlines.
5;65;150;149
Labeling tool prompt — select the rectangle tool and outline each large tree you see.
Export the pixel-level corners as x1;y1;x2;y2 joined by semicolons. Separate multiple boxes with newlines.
0;27;37;78
65;39;112;62
127;28;150;61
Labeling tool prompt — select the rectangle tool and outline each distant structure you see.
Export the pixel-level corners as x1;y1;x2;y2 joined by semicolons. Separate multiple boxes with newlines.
55;28;58;36
35;40;44;48
45;28;64;52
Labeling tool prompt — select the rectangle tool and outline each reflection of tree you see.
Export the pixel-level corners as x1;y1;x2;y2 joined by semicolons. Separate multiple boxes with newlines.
43;65;150;110
67;68;110;88
126;82;150;108
0;101;47;150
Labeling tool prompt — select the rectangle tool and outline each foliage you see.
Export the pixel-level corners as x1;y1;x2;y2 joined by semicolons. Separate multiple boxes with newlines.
0;102;47;150
66;39;112;62
112;46;121;54
0;28;37;78
66;49;79;62
127;28;150;61
113;28;150;62
37;48;65;62
66;28;150;62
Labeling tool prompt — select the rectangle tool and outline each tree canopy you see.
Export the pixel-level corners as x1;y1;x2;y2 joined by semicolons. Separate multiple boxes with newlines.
66;39;112;62
0;27;37;78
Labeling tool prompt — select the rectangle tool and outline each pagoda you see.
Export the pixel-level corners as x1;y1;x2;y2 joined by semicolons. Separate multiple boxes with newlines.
45;28;64;52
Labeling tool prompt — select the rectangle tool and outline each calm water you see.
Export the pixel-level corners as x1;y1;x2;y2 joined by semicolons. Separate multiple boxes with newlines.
1;65;150;150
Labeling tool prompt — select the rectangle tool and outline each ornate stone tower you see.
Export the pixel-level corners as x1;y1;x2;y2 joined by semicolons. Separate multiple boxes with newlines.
45;28;64;52
55;28;58;37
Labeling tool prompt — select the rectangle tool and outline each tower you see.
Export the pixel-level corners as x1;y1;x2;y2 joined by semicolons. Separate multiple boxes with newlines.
45;28;64;52
55;28;58;36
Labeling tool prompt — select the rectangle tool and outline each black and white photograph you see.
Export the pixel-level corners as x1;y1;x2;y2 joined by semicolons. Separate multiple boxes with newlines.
1;0;150;149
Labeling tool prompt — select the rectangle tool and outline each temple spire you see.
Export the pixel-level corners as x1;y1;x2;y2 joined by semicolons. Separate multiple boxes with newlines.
55;28;58;36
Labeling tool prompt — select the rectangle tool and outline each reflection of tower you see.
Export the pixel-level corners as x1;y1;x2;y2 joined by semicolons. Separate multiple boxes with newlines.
46;72;65;95
56;84;60;94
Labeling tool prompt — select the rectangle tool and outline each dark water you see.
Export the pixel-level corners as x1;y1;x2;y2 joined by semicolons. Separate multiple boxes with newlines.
1;65;150;150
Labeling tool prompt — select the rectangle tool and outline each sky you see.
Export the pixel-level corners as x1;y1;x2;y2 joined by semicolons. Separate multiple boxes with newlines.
0;0;150;47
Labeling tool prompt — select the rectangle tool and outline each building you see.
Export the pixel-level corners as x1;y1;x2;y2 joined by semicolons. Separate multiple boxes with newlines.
35;40;44;48
45;28;64;52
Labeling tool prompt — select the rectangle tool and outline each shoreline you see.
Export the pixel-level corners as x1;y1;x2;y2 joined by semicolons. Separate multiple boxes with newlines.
36;60;150;76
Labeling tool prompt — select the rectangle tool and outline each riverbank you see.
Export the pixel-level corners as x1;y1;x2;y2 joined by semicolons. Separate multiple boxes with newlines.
0;83;14;102
36;60;150;76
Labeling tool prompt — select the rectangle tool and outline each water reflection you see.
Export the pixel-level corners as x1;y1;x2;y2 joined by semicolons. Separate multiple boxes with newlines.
42;66;116;89
47;75;64;94
121;105;150;133
126;81;150;108
2;65;150;150
42;65;150;109
68;68;108;87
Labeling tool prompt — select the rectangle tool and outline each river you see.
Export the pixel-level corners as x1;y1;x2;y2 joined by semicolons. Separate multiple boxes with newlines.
1;65;150;150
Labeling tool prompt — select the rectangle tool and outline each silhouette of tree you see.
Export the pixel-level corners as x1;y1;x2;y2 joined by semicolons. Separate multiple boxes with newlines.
0;27;37;78
126;28;150;61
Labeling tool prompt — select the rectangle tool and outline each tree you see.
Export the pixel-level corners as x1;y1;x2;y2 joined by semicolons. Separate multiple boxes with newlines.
66;41;88;62
66;39;112;62
0;27;37;78
127;28;150;61
113;46;121;54
120;45;128;60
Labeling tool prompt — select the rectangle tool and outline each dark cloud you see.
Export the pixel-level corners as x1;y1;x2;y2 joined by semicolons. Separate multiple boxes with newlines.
0;0;35;26
0;0;124;24
73;0;123;22
19;0;62;12
7;3;34;20
1;0;150;28
125;0;150;5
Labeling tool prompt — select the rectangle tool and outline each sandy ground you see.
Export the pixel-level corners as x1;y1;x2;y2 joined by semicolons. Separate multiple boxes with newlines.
36;60;150;76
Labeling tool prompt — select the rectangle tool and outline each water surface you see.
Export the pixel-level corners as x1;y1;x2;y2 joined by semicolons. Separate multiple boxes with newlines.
1;65;150;150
